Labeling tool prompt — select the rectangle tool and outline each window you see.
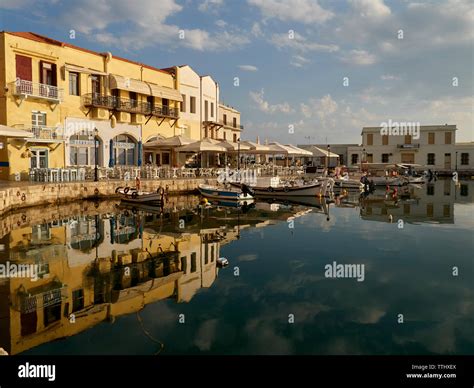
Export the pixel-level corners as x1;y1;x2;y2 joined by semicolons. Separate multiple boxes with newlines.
162;152;170;165
72;289;84;312
204;100;209;121
404;135;411;144
460;184;468;196
382;135;388;145
205;245;209;264
233;117;237;128
190;96;196;113
129;92;137;108
31;149;48;169
223;132;227;140
91;75;101;95
32;111;46;128
428;132;435;144
443;204;450;217
147;95;154;109
180;256;187;274
445;132;452;144
427;153;435;165
233;134;237;142
444;179;451;196
69;133;97;166
223;114;227;125
461;153;469;165
351;154;359;164
69;72;80;96
211;102;214;117
381;153;389;163
367;133;373;146
114;135;136;166
180;94;186;112
191;252;197;273
40;61;57;86
426;185;434;196
16;54;32;81
211;246;214;262
366;153;373;163
427;204;434;217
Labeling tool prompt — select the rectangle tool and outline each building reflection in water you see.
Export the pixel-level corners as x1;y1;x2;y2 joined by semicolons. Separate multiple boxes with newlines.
359;179;472;224
0;196;303;355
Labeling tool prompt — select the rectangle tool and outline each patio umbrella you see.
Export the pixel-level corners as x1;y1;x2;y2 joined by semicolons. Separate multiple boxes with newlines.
218;140;251;151
176;139;227;168
284;144;313;156
143;135;194;148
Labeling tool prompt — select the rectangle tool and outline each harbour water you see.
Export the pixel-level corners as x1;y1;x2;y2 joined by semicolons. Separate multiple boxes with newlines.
1;179;472;355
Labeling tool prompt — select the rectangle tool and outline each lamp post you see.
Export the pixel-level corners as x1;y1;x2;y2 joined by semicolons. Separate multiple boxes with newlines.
327;144;330;170
94;127;99;182
237;138;240;171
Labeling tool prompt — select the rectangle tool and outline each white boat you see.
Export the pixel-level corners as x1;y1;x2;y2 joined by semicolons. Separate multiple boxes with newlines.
369;176;408;186
217;257;229;267
198;183;253;201
116;186;164;203
331;176;364;190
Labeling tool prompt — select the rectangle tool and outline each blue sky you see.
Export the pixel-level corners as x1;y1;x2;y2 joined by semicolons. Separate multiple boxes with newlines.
1;0;472;144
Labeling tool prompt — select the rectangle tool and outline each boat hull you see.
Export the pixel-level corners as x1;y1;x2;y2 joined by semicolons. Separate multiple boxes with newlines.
252;183;321;197
198;184;253;201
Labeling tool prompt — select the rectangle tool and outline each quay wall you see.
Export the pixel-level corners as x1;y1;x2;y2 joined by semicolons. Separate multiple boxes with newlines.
0;178;216;215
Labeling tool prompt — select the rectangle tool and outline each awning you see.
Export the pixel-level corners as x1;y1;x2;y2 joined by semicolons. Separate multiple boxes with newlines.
144;135;194;149
308;146;340;158
109;75;183;102
0;125;34;138
240;141;271;152
218;140;251;151
176;139;227;152
149;84;183;102
109;74;153;95
64;64;107;76
284;144;313;156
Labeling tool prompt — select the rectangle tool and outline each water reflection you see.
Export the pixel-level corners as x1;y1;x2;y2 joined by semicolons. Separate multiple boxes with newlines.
0;180;472;355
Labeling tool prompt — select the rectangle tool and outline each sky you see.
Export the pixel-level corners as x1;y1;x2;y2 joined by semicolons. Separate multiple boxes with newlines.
0;0;472;144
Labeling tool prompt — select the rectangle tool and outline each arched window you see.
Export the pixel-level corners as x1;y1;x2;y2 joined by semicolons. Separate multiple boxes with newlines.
114;134;136;166
69;132;100;166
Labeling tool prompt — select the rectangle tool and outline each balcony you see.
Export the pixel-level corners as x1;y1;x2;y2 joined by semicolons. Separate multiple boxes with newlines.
82;94;179;118
28;126;64;141
397;144;420;149
11;79;63;103
219;120;244;130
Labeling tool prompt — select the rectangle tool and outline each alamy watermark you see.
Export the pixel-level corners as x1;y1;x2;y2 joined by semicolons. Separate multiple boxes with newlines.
217;167;257;185
0;261;39;281
324;261;365;282
380;119;420;140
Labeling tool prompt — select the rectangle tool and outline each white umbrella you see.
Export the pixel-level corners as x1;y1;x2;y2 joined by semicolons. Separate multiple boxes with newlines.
176;139;227;152
143;135;194;148
285;144;313;156
218;140;251;151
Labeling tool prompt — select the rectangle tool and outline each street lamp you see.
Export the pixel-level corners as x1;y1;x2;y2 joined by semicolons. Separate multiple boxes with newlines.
327;144;330;170
94;127;99;182
237;138;241;171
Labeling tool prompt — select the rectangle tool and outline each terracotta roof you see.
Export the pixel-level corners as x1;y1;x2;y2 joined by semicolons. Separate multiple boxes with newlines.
5;31;172;75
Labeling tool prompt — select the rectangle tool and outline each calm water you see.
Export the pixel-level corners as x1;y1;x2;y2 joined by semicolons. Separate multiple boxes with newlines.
1;179;473;355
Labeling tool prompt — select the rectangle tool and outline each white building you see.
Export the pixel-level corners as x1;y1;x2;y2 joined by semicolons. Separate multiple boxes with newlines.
347;124;466;171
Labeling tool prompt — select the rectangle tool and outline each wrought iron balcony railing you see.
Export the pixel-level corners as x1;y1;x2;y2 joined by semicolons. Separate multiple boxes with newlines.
397;144;420;149
219;120;244;129
82;94;179;118
11;79;63;102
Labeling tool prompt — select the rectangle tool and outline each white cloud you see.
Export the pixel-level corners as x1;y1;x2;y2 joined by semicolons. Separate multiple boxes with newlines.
340;49;377;65
380;74;400;81
251;22;264;37
198;0;224;13
247;0;334;24
349;0;391;19
57;0;248;52
270;32;339;53
249;89;294;114
300;95;338;120
215;19;227;28
238;65;258;72
290;55;310;67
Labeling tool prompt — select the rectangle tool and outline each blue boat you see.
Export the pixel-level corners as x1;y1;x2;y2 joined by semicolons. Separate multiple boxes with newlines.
198;183;254;201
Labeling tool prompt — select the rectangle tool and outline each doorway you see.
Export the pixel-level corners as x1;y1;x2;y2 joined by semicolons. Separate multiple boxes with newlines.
401;153;415;164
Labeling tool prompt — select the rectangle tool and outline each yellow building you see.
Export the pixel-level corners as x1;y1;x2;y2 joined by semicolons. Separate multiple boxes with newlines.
219;103;243;142
0;31;183;180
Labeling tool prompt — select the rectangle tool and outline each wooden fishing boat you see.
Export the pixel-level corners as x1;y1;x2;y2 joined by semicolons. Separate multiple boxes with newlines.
198;184;254;201
115;186;164;204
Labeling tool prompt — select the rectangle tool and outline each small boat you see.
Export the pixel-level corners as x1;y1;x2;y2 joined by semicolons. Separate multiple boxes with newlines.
116;186;164;203
369;176;408;186
198;183;253;201
332;177;364;190
231;180;322;197
217;257;229;267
